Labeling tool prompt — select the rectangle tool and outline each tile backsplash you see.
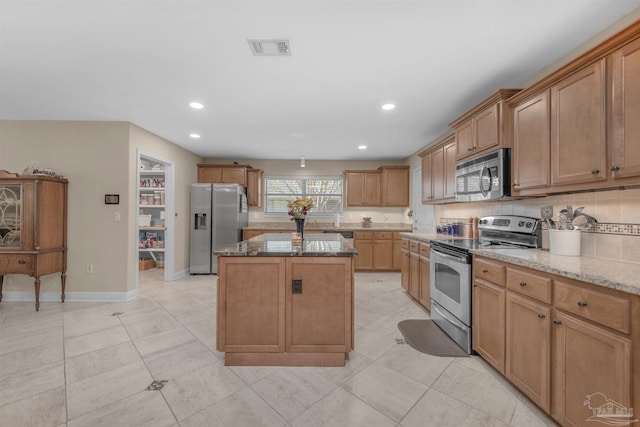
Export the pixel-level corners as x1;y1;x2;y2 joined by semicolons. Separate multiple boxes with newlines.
434;188;640;264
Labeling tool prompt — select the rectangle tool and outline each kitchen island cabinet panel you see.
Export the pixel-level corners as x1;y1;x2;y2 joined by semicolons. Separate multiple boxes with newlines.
217;258;286;353
215;234;355;366
286;258;352;352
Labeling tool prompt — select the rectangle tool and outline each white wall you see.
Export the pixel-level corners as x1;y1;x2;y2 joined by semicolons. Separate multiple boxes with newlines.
204;158;413;225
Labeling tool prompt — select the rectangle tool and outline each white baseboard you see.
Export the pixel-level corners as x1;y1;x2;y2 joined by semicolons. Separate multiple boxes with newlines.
1;289;138;303
173;268;189;280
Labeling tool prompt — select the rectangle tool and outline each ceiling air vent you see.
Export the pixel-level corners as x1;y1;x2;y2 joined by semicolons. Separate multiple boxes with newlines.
247;39;291;56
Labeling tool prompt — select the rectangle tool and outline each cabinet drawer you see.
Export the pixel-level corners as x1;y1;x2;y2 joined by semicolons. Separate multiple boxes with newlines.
474;257;505;286
374;231;392;239
354;231;373;240
554;280;630;334
401;239;409;250
419;243;430;258
393;232;404;240
409;240;420;253
0;254;35;273
506;267;552;304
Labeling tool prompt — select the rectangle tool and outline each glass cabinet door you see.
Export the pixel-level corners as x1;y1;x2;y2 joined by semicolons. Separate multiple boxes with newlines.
0;184;22;248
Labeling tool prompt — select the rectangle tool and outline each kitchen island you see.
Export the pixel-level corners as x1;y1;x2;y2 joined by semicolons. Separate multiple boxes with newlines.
214;233;357;366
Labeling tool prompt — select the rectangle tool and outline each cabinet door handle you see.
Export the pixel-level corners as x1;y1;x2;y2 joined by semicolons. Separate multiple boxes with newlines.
553;319;562;325
482;269;488;273
611;165;620;172
577;300;588;307
18;259;26;265
519;281;527;287
473;284;478;287
468;147;474;152
591;168;600;175
537;313;546;319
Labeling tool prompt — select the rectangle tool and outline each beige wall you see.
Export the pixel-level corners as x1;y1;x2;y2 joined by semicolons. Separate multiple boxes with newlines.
128;124;202;276
204;158;413;225
0;120;131;294
0;120;202;299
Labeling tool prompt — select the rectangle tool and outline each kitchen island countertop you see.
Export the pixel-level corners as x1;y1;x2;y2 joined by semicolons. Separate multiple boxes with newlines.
215;233;357;257
243;222;412;232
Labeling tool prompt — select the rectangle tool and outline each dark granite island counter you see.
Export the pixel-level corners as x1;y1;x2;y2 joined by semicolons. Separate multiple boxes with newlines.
214;233;357;366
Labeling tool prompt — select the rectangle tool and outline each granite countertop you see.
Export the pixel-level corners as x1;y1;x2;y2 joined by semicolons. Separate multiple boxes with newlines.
399;232;640;296
215;233;357;257
244;222;412;232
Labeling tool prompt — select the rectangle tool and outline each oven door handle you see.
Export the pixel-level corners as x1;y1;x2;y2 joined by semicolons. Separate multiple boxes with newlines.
432;302;468;333
431;248;468;264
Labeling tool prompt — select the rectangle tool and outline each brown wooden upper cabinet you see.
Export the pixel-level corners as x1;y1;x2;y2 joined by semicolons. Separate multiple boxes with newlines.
345;166;409;208
419;134;456;204
344;171;381;207
246;169;263;207
381;166;410;207
197;164;249;186
550;59;607;186
508;26;640;195
197;164;263;207
450;89;521;161
511;91;551;191
610;36;640;181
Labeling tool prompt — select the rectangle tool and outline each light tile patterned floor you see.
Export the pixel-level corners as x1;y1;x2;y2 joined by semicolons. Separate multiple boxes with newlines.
0;271;558;426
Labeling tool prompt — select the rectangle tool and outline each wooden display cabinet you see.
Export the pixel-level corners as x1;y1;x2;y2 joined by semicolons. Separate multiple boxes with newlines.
0;170;68;311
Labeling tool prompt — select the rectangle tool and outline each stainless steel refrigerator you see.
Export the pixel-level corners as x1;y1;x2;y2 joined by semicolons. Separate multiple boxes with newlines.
189;183;248;274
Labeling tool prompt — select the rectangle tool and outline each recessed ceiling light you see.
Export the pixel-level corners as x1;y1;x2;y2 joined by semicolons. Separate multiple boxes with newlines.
358;145;367;150
382;103;395;110
189;133;201;139
189;102;204;109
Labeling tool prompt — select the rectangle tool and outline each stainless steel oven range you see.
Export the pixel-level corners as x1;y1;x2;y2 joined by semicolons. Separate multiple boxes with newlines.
429;215;542;354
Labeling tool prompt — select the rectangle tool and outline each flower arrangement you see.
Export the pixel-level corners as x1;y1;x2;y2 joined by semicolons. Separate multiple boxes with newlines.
287;197;314;220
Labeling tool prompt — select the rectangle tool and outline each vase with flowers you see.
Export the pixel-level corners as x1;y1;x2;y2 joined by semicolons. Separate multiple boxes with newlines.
287;197;314;239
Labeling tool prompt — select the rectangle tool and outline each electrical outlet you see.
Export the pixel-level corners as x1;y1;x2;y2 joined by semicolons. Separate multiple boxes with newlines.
87;264;94;273
113;211;121;222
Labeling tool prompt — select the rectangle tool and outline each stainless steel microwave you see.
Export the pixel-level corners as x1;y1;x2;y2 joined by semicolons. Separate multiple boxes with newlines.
455;148;511;202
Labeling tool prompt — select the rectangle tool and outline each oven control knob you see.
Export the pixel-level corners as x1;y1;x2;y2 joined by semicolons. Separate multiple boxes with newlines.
526;222;533;228
518;221;525;227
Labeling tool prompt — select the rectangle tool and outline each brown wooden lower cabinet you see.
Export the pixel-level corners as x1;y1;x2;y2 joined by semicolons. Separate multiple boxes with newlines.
472;255;637;427
552;311;632;426
418;245;430;310
472;278;506;373
217;256;353;366
505;292;551;412
408;250;420;300
400;248;410;292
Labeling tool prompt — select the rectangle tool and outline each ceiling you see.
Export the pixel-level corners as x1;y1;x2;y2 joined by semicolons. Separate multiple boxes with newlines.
2;1;639;161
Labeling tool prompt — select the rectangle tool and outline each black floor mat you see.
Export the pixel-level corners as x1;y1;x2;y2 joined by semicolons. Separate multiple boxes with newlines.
397;319;469;357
